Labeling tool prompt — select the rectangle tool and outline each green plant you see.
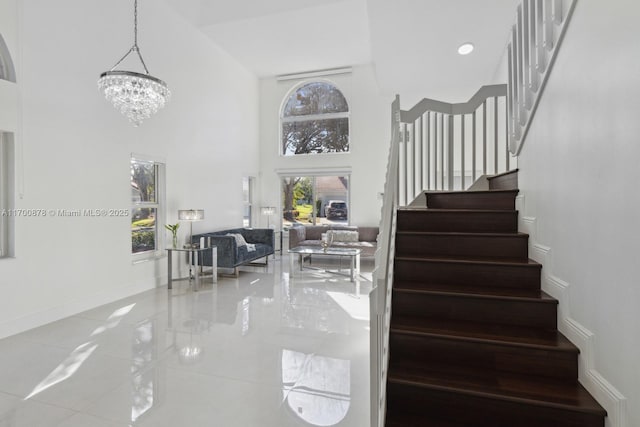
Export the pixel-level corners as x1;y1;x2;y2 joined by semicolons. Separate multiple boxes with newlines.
164;223;180;234
164;223;180;247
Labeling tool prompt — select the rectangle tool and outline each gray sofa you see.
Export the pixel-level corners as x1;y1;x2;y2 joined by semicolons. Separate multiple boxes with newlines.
288;225;378;257
192;228;274;275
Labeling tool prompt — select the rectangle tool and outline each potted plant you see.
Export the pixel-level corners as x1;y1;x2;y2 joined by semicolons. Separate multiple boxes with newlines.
165;223;180;248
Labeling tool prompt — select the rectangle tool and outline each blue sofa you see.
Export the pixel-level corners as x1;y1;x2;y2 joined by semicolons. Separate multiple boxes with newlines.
192;228;275;276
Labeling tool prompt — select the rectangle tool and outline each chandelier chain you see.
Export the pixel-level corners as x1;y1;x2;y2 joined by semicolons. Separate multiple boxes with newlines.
134;0;138;47
108;0;149;74
98;0;170;126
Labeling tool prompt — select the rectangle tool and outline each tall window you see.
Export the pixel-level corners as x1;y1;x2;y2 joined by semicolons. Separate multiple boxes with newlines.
131;156;165;258
242;176;254;227
0;131;14;258
281;82;349;156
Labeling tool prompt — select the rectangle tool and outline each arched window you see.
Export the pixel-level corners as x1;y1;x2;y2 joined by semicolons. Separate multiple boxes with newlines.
281;82;349;156
0;33;16;83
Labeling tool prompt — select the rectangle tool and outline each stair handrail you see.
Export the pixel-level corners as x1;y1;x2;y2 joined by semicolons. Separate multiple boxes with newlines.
370;95;401;427
508;0;576;155
401;84;508;122
396;84;512;205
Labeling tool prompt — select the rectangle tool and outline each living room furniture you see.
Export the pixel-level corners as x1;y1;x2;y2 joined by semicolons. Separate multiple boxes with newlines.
289;246;361;282
191;228;275;276
288;225;378;257
166;246;216;290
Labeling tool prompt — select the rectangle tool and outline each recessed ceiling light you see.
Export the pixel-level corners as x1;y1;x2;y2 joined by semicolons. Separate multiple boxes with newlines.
457;43;474;55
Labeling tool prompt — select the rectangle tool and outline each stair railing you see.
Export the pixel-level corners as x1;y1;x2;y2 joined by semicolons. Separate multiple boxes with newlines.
396;84;513;206
508;0;576;155
371;85;517;426
370;95;400;427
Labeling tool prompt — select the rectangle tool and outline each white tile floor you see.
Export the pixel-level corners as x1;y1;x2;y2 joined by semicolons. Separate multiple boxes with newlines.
0;255;372;427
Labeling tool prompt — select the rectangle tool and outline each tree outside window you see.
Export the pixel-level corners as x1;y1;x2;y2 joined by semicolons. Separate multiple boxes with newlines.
281;82;349;156
131;158;164;256
282;175;349;228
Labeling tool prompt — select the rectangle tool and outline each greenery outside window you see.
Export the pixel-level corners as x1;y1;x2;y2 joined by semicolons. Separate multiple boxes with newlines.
131;156;165;259
281;82;349;156
281;175;349;228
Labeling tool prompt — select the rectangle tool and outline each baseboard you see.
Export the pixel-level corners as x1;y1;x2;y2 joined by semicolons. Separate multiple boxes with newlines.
516;195;628;427
0;277;160;340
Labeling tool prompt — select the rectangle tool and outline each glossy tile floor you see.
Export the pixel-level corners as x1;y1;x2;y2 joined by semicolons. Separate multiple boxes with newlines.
0;255;372;426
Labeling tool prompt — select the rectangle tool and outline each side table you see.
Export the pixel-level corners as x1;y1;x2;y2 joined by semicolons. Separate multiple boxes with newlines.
166;246;217;290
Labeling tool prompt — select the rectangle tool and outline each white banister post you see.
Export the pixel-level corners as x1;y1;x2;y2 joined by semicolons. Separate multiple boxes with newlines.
447;115;454;191
482;102;487;175
472;111;477;183
461;115;466;190
543;0;554;50
494;97;499;174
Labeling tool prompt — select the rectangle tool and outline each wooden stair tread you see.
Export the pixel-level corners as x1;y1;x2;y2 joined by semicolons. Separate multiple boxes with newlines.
396;255;541;266
393;281;554;301
397;208;518;213
392;287;556;305
390;315;577;351
388;364;606;415
425;189;519;196
385;415;468;427
396;231;528;238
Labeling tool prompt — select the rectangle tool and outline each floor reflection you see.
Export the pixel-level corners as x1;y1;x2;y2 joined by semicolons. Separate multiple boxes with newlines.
282;349;351;426
131;320;156;423
0;257;371;426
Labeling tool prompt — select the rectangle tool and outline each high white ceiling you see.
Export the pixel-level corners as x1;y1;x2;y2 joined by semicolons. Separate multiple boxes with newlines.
166;0;520;103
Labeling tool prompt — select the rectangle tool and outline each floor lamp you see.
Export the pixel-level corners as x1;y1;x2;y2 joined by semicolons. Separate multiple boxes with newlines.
178;209;204;279
261;206;275;229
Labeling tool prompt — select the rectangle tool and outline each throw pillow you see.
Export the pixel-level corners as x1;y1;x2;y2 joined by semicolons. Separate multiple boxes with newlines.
226;233;248;247
328;230;359;242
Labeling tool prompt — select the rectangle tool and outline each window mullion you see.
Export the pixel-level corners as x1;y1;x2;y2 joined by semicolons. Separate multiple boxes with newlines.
282;112;349;123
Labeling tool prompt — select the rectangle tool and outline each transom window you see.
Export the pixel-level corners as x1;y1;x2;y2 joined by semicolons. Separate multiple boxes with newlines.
281;82;349;156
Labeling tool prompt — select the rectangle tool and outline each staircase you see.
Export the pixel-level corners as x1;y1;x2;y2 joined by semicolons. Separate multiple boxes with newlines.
384;170;606;426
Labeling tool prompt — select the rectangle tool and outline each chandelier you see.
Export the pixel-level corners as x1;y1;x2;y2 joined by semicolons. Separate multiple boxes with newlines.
98;0;170;126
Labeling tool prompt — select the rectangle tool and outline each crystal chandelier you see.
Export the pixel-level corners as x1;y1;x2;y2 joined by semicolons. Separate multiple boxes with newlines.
98;0;170;126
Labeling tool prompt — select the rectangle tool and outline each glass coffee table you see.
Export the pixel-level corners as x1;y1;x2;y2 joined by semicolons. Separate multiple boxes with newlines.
289;246;361;282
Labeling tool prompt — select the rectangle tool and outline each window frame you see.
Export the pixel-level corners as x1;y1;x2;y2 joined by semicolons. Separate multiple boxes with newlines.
0;131;15;258
279;80;350;157
131;154;166;263
242;176;255;228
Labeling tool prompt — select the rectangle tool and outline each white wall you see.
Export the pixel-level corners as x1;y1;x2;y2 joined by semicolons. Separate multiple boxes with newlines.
0;0;259;338
258;65;392;228
517;1;639;425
